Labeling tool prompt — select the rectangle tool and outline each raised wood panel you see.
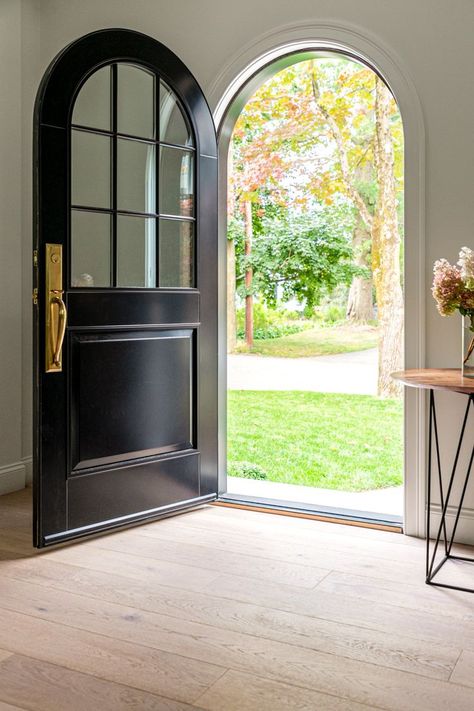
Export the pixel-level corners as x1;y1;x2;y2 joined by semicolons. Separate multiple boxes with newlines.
67;291;200;329
70;329;195;471
67;452;200;530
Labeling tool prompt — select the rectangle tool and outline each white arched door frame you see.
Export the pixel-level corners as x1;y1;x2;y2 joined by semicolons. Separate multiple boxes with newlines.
208;22;426;536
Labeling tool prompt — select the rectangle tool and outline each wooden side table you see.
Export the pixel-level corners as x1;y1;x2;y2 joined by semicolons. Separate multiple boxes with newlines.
392;369;474;593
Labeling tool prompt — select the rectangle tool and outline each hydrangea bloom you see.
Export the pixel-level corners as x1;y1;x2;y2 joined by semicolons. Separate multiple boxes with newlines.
458;247;474;289
432;258;464;316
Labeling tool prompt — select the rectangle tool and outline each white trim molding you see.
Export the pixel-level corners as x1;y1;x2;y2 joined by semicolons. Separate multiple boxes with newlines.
0;460;26;495
210;20;426;536
22;455;33;486
429;504;474;546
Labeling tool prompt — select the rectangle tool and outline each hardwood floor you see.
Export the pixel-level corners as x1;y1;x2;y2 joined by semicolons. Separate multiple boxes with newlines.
0;490;473;710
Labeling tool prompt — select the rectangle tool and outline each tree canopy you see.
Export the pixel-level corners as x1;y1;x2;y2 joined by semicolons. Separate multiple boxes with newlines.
231;201;360;308
227;55;404;396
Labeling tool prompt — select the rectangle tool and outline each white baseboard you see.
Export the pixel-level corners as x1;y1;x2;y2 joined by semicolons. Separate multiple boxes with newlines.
0;461;26;495
22;455;33;486
429;504;474;546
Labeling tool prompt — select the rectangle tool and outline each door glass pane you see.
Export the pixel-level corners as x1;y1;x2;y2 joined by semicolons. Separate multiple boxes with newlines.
117;215;156;287
72;66;111;131
71;130;111;208
159;219;194;288
160;81;193;146
159;147;194;217
71;210;111;287
117;139;156;214
118;64;155;139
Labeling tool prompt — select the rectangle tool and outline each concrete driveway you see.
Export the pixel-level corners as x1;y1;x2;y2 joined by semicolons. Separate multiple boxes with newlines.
227;348;378;395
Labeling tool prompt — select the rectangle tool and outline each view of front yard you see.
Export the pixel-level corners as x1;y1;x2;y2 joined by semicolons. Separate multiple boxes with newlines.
228;389;403;492
226;55;404;510
234;321;378;358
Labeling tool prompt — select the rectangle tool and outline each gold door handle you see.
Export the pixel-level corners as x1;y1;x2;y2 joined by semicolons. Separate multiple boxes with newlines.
45;244;66;373
50;291;67;367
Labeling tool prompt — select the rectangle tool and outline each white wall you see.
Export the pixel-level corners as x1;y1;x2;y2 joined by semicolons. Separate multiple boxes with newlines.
0;1;26;492
3;0;474;537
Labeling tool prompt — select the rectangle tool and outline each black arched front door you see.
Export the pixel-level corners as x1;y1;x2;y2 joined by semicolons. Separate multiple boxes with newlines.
33;29;217;547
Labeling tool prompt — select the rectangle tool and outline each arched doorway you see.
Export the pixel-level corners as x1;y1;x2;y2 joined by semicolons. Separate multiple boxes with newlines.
215;40;422;531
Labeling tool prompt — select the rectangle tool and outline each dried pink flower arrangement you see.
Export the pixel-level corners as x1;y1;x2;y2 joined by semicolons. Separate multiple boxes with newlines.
432;247;474;364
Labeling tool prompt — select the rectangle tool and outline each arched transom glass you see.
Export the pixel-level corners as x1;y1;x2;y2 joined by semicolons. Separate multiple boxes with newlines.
70;63;195;288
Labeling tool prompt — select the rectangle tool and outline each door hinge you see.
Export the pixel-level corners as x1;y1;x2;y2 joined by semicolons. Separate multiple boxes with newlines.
33;249;38;268
32;287;38;306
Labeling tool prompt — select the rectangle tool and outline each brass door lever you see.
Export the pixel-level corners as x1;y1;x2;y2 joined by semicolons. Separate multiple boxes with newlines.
50;289;67;367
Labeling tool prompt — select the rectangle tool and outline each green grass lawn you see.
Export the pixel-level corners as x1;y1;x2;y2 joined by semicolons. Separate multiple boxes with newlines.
234;323;378;358
227;390;403;492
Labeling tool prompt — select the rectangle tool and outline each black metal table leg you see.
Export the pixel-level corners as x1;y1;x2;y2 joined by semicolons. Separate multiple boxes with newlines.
426;391;474;593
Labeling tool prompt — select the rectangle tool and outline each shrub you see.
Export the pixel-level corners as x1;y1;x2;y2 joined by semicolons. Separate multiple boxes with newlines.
237;323;305;340
324;304;346;323
236;303;307;340
228;461;268;480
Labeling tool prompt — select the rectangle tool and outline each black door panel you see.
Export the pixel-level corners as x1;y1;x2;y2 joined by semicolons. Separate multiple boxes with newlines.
33;29;217;547
67;452;200;532
67;290;200;328
69;329;195;471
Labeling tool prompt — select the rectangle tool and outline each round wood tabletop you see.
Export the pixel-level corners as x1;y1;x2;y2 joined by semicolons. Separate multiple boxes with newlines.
391;369;474;394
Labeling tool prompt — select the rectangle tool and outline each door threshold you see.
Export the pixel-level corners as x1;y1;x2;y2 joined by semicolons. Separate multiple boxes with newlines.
214;493;403;533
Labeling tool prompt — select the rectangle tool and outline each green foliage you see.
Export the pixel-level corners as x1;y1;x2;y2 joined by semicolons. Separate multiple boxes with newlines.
235;303;307;340
322;304;346;323
236;302;286;330
355;177;377;210
230;55;403;215
238;203;361;308
228;55;404;317
227;216;244;244
236;322;378;357
237;323;304;340
227;461;268;480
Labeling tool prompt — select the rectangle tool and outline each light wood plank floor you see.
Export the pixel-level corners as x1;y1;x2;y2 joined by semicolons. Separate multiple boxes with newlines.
0;489;474;710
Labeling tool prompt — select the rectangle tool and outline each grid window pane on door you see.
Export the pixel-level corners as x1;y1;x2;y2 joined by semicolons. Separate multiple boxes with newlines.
72;65;111;131
117;215;156;287
70;64;195;289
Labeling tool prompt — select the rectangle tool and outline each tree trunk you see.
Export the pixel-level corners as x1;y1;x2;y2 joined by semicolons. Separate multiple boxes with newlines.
372;77;404;398
312;66;402;396
346;159;374;322
244;199;254;348
227;148;237;352
346;216;374;322
227;236;237;352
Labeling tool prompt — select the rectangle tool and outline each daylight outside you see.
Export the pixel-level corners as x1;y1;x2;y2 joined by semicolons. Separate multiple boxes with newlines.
226;55;404;520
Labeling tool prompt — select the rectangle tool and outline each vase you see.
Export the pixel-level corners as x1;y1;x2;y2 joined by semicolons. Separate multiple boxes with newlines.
462;314;474;377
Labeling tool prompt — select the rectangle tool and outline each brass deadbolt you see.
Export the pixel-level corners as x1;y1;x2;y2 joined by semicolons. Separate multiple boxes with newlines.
51;253;60;264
